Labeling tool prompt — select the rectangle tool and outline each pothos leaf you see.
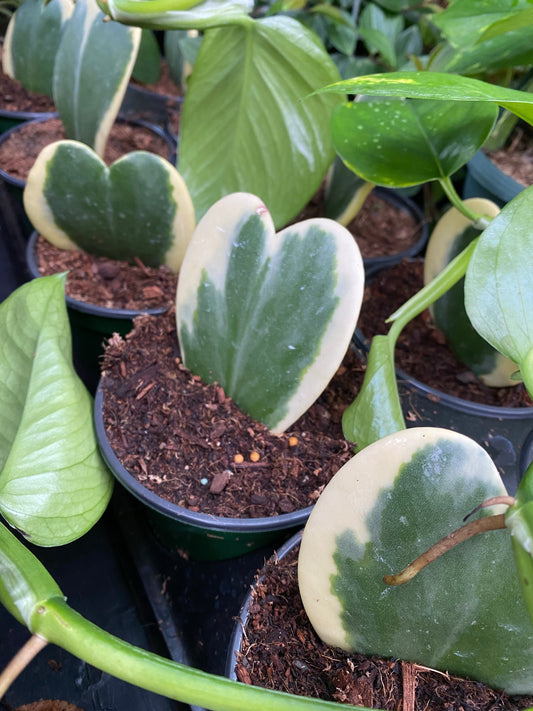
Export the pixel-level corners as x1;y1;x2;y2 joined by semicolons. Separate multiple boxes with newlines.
0;275;113;546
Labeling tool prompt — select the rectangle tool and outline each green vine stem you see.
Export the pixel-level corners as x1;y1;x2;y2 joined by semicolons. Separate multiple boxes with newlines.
439;176;493;229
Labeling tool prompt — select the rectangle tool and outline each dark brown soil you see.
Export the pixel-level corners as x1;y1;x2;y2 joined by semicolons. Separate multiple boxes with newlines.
487;128;533;187
10;703;83;711
234;542;533;710
34;235;178;310
358;259;533;408
291;188;424;259
0;116;173;181
100;308;363;518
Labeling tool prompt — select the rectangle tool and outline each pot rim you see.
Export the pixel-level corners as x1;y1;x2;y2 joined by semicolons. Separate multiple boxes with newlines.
94;385;314;533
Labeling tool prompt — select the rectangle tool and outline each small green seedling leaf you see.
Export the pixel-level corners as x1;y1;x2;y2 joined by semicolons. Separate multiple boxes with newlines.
342;334;404;450
330;97;497;188
465;185;533;389
23;140;195;271
2;0;74;97
177;192;364;433
425;197;519;387
178;16;343;228
299;427;533;694
53;0;141;156
0;275;113;547
131;29;162;85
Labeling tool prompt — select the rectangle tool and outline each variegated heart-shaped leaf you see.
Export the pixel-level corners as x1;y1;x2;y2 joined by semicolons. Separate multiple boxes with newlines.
425;198;519;387
3;0;74;97
53;0;141;156
176;192;364;433
299;427;533;694
23;140;195;272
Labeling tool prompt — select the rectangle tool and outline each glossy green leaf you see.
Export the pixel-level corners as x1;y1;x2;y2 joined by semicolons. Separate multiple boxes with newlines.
177;192;364;433
318;71;533;126
506;462;533;626
100;0;253;31
464;186;533;378
178;16;343;228
429;0;531;48
53;0;141;156
0;276;113;547
299;427;533;694
425;198;519;387
341;335;404;450
23;140;195;271
331;97;496;188
2;0;73;96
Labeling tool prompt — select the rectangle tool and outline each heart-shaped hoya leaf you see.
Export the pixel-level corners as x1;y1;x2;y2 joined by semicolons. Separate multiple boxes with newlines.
298;427;533;694
176;192;364;433
23;140;195;272
424;197;519;387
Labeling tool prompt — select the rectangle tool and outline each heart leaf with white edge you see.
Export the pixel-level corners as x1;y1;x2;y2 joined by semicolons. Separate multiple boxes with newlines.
299;427;533;694
23;140;195;272
0;275;113;547
176;192;364;433
465;185;533;395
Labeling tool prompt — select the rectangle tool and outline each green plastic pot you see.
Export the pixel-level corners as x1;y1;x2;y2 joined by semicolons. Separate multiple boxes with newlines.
463;149;525;207
94;386;313;561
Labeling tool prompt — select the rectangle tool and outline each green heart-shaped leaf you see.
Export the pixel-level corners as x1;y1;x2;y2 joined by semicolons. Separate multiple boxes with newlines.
2;0;74;97
177;192;364;433
53;0;141;156
178;16;343;228
425;198;519;387
0;275;113;547
23;140;195;271
330;97;497;188
465;185;533;386
299;427;533;694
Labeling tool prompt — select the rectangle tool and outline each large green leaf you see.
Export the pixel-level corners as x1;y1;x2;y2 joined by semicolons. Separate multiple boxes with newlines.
53;0;141;156
506;462;533;627
178;16;343;228
317;71;533;126
330;97;496;187
100;0;254;31
2;0;73;96
176;192;364;433
425;197;519;387
464;185;533;384
0;276;113;547
23;140;195;271
299;427;533;694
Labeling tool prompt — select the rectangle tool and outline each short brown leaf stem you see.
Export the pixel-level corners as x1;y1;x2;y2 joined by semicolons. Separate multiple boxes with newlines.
383;513;507;586
0;634;48;699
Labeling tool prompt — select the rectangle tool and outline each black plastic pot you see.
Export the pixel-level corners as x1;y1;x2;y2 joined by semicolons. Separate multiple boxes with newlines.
225;529;302;681
94;385;314;561
463;149;525;207
119;83;183;139
362;187;429;279
353;330;533;497
26;231;173;392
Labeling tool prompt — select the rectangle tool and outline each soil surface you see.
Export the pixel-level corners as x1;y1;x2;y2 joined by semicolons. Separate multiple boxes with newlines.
486;127;533;187
34;235;178;311
358;259;533;408
0;45;56;114
234;543;533;711
8;703;83;711
100;308;364;518
291;188;425;259
0;116;173;181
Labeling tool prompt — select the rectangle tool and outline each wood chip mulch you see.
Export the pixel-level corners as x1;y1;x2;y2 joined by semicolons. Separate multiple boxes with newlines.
234;544;533;711
100;308;365;518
